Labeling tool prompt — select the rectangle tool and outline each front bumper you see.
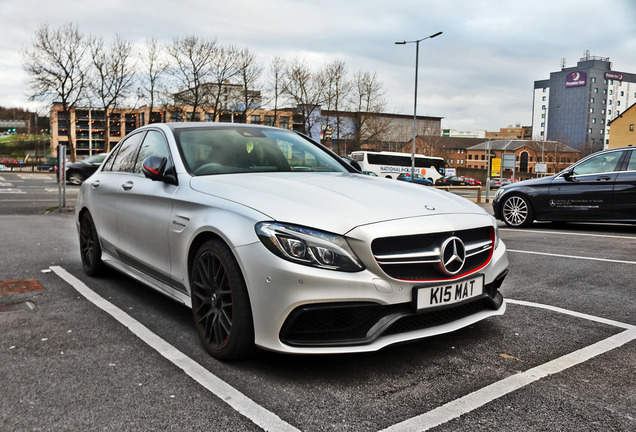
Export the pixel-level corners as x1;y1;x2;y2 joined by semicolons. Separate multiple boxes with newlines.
234;213;509;354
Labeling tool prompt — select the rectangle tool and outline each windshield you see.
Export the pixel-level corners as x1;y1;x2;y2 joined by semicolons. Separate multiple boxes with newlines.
176;126;348;176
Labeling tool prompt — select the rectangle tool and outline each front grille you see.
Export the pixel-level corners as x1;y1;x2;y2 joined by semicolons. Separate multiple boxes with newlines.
372;226;494;281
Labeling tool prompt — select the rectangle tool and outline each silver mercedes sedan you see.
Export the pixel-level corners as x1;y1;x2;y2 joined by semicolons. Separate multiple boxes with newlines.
76;123;509;360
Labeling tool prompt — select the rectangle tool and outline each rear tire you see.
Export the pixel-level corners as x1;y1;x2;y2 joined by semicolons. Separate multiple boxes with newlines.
190;239;254;360
79;212;104;276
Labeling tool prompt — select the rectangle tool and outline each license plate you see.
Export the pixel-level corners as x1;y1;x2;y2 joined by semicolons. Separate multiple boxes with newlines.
415;275;484;310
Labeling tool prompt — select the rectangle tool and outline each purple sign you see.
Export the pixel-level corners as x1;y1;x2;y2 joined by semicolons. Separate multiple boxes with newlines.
566;71;587;88
605;71;623;81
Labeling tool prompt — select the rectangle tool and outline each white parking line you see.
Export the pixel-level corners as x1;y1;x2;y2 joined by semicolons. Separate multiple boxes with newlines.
501;228;636;240
50;266;300;432
381;300;635;432
508;249;636;265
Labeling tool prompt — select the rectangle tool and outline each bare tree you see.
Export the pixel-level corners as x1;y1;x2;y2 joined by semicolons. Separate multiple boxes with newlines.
166;36;218;121
205;44;240;122
283;58;326;137
141;38;169;123
347;70;389;151
235;47;263;121
22;23;89;160
323;60;352;154
89;34;136;151
265;56;287;125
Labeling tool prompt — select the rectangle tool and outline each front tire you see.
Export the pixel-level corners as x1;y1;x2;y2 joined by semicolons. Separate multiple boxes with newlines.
190;239;254;360
501;195;534;228
79;212;104;276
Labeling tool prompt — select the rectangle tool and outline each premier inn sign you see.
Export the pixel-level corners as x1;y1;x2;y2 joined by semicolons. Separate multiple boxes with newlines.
565;71;586;88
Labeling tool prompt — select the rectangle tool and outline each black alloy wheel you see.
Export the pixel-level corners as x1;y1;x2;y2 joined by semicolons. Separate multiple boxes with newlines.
501;194;534;228
190;239;254;360
79;212;103;276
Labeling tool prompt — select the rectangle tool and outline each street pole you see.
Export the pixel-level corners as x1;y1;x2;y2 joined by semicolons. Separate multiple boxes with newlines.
395;31;442;182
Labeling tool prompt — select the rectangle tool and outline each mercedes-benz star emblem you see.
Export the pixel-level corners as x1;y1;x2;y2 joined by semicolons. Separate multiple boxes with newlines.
439;236;466;275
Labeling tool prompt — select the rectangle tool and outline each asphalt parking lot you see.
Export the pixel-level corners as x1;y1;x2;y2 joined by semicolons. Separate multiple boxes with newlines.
1;172;634;431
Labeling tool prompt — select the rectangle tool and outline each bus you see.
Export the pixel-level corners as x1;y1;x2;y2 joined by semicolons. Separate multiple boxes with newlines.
350;151;446;181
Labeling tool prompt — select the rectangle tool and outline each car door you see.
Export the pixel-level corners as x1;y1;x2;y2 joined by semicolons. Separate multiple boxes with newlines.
87;132;146;256
613;149;636;220
115;129;179;289
546;149;628;221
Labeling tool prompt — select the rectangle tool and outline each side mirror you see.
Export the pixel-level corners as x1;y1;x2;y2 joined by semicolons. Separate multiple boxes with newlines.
142;156;167;181
562;168;574;181
341;157;362;172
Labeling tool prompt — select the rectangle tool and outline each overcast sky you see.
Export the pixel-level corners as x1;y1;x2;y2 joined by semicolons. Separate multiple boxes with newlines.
2;0;636;131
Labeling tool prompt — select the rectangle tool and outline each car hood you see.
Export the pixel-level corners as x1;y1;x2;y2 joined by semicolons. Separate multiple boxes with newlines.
190;172;486;234
504;175;557;189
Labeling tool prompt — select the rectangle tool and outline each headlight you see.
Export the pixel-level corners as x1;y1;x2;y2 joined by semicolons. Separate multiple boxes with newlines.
495;188;505;199
255;222;364;272
491;216;500;249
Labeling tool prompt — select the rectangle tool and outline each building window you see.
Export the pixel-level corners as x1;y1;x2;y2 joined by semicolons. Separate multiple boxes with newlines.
617;101;621;106
542;96;546;101
468;154;473;160
541;113;545;119
590;98;595;103
250;115;261;124
594;88;598;93
609;100;612;105
592;118;596;124
590;108;594;113
543;88;547;92
541;122;545;127
264;115;275;126
609;89;613;95
591;77;596;83
602;109;605;114
608;110;612;115
588;128;593;134
279;116;290;129
630;124;634;131
621;91;624;96
542;105;546;110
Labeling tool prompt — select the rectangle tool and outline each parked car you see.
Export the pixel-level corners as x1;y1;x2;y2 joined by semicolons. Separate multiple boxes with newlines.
493;146;636;228
66;153;108;185
489;178;512;189
77;122;509;359
461;176;482;186
435;175;469;186
396;172;433;185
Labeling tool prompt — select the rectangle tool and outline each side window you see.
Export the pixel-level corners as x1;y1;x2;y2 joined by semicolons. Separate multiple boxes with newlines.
134;130;171;174
627;151;636;171
110;132;145;173
101;143;122;172
572;150;625;176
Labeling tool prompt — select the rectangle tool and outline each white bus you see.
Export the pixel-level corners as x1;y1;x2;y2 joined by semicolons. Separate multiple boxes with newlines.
350;151;446;181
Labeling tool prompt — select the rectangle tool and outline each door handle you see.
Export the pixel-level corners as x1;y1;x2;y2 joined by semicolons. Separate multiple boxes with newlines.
90;180;100;189
121;181;134;191
595;176;611;181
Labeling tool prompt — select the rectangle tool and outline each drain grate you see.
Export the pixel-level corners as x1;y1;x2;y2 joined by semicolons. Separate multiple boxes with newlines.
0;279;44;296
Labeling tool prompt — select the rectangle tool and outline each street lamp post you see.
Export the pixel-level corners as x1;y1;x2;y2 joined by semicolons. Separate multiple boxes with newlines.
395;31;442;182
